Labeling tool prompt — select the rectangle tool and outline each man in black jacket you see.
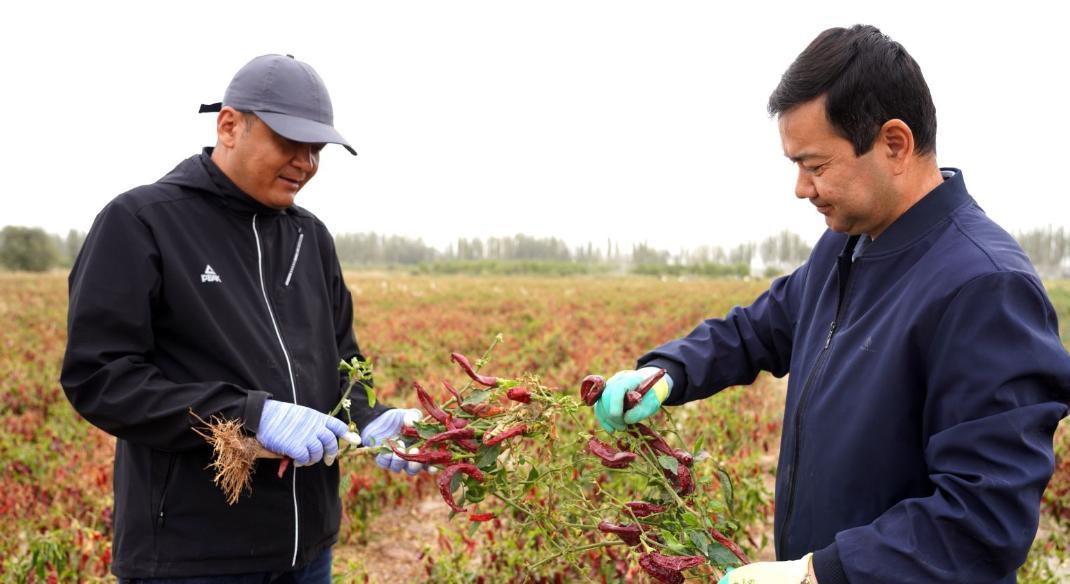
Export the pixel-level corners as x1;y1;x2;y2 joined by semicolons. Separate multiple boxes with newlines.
61;54;422;581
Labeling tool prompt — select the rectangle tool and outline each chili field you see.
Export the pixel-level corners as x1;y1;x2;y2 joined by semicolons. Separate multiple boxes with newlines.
1;273;1067;582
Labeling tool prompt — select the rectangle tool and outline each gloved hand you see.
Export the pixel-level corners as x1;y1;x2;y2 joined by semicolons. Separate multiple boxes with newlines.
593;367;673;433
257;399;358;467
717;553;814;583
360;408;425;474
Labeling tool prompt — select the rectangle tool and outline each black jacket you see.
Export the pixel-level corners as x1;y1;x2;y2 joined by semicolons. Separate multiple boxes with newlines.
61;149;388;577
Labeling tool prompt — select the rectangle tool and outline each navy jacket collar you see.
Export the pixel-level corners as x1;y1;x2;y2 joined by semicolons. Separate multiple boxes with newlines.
862;168;974;257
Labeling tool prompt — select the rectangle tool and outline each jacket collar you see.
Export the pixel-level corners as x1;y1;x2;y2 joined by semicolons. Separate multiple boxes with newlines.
197;148;287;216
860;168;973;257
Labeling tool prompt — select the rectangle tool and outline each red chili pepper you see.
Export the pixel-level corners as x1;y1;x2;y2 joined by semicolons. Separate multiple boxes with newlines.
276;458;290;478
423;427;476;448
450;352;499;387
580;375;606;406
639;552;705;583
673;448;694;468
437;463;484;513
388;443;454;464
646;552;705;571
586;437;637;469
597;520;642;547
623;501;668;518
506;386;531;403
483;424;528;446
415;382;450;425
637;553;684;584
623;368;668;410
442;380;464;403
468;512;495;522
632;423;692;467
401;426;420;439
708;528;751;565
462;403;504;417
663;464;695;497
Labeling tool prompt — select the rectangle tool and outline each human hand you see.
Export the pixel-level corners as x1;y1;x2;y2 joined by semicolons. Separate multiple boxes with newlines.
593;367;672;433
717;553;814;583
257;399;358;467
360;408;425;474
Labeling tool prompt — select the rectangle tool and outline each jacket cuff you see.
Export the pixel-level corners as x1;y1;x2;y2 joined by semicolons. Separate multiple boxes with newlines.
242;390;271;433
812;541;849;584
636;357;688;405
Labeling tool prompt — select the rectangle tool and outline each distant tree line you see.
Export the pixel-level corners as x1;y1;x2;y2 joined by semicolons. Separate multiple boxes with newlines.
3;225;1069;278
0;227;84;272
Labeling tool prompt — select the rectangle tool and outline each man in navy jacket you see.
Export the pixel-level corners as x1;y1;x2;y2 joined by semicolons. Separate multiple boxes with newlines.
594;25;1070;583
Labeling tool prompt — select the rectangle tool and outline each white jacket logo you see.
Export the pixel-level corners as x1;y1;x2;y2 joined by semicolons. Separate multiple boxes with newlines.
201;264;222;283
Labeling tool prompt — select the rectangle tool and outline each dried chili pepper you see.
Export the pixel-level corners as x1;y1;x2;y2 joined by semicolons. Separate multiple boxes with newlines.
623;501;668;518
506;386;531;403
637;553;684;584
468;512;496;522
580;375;606;406
672;448;694;468
587;437;637;469
463;402;504;417
415;382;450;425
450;352;499;387
401;426;420;439
442;380;464;403
597;520;642;546
483;424;528;446
708;528;751;564
437;462;485;513
423;427;476;448
638;551;705;583
389;443;454;465
632;423;692;467
663;464;695;496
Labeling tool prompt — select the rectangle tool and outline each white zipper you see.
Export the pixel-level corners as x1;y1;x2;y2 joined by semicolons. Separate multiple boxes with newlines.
252;214;300;567
284;231;304;287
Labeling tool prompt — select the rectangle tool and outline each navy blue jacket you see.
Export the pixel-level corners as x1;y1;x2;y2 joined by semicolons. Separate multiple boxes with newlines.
641;170;1070;583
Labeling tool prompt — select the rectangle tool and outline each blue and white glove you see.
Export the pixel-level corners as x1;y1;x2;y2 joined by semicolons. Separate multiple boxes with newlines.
256;399;359;467
594;367;673;433
360;408;425;475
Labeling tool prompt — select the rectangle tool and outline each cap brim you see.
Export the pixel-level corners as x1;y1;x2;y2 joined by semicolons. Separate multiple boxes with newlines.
255;111;357;156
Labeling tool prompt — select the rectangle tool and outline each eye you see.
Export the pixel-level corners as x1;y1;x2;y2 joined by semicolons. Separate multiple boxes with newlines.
806;162;828;176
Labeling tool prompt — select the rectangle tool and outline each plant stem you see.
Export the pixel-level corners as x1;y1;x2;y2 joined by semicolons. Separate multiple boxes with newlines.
528;541;622;570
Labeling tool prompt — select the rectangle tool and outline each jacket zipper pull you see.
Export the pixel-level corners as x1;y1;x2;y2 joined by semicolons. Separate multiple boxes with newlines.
824;321;837;349
157;509;165;528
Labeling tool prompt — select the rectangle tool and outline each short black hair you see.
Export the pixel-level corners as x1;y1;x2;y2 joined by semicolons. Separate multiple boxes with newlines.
768;25;937;157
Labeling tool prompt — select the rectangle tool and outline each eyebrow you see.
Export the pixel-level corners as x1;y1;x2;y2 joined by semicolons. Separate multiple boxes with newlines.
785;151;824;163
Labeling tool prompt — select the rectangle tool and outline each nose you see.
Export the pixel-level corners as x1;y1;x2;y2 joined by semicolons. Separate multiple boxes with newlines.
292;143;317;172
795;167;817;199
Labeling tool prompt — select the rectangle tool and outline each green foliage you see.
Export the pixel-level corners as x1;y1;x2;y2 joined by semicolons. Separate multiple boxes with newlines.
0;226;60;272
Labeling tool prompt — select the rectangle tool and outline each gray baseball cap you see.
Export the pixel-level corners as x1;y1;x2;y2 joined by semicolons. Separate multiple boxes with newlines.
200;54;356;155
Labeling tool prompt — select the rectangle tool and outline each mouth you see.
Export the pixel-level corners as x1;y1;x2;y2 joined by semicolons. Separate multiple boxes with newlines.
812;202;832;215
277;176;303;190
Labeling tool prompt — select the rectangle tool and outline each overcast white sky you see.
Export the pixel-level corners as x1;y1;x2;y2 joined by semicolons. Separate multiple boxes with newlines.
4;1;1067;253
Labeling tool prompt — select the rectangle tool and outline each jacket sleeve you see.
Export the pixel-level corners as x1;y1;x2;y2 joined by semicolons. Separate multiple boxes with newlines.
813;271;1070;583
326;232;390;432
638;260;810;405
60;200;270;452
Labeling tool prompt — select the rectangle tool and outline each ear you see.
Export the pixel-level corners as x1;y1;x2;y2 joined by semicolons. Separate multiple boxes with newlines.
877;119;914;174
216;107;243;149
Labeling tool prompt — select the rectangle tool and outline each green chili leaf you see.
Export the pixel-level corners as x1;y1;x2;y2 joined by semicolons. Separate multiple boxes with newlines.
658;454;680;475
462;390;491;406
476;444;501;470
716;467;734;513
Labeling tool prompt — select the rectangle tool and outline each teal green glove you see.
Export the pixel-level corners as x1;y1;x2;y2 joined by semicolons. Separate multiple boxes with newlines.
593;367;673;433
717;553;813;583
